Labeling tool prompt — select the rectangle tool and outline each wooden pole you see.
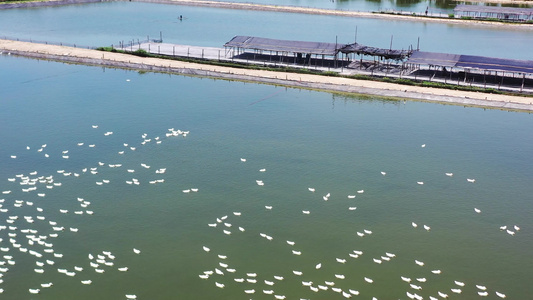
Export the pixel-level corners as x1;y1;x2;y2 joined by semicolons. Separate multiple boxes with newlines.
335;35;338;69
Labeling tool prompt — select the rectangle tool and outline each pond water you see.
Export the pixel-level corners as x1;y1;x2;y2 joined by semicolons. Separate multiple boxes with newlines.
0;2;532;60
0;52;532;299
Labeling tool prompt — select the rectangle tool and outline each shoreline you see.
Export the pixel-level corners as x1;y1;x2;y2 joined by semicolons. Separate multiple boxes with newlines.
0;0;102;9
3;0;533;7
135;0;533;28
1;39;532;112
1;0;532;28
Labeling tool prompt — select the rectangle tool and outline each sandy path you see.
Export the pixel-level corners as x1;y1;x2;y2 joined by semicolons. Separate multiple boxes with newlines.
1;39;531;111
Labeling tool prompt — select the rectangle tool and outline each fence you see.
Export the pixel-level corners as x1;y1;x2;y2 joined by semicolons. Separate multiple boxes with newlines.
112;38;163;51
1;36;95;49
1;35;163;51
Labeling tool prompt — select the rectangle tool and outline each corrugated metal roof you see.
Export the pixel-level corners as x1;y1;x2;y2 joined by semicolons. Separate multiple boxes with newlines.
407;51;460;67
224;36;343;56
339;43;412;60
407;51;533;74
458;55;533;73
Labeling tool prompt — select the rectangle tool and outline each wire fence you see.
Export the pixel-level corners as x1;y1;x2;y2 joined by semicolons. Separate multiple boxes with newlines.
1;35;163;51
111;38;163;50
1;36;96;49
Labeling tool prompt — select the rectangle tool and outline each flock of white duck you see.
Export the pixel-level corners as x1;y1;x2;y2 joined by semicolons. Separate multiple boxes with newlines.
198;144;520;300
1;125;523;299
1;125;188;298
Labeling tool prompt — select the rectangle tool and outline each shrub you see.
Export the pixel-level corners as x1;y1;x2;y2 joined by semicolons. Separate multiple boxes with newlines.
322;71;339;77
394;78;415;85
96;47;114;52
132;49;150;57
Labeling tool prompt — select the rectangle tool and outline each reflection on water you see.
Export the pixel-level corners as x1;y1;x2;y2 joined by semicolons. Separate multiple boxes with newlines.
228;0;532;12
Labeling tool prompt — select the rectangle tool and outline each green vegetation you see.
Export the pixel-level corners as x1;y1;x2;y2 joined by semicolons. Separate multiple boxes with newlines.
448;14;454;18
96;46;118;52
132;49;150;57
322;71;339;77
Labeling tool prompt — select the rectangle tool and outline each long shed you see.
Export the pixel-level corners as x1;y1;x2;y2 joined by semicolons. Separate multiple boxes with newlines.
454;5;533;21
224;36;344;56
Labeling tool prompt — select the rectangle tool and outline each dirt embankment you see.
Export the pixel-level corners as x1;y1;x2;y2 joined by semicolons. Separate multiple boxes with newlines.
1;39;532;111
